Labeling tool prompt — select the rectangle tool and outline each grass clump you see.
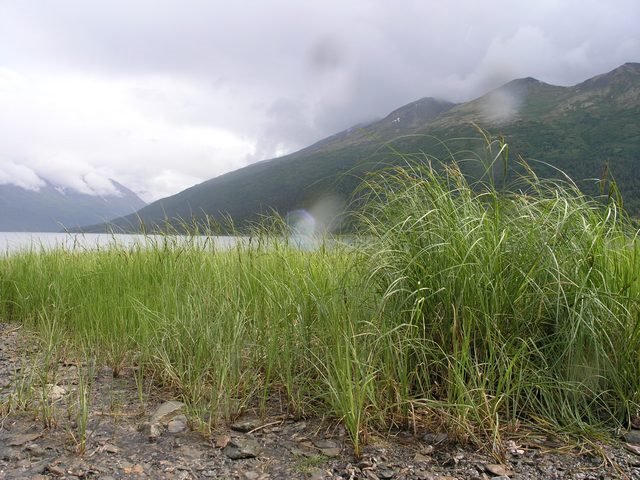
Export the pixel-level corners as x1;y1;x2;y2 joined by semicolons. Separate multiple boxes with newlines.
0;137;639;457
358;142;640;449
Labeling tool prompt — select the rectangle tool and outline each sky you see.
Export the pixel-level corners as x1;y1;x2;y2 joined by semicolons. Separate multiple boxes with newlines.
1;1;639;202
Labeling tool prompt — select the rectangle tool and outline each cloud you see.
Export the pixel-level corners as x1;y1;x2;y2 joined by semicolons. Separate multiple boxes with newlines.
0;161;45;191
0;70;255;201
0;0;638;201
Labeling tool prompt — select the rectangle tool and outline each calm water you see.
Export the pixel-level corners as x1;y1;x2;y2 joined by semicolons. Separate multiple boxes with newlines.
0;232;242;255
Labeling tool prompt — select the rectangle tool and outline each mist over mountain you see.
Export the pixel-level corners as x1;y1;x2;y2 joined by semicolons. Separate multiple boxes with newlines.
0;179;146;232
83;63;640;233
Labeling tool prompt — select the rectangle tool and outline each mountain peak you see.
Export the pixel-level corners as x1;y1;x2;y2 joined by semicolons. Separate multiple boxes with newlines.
576;62;640;90
615;62;640;73
382;97;455;128
496;76;548;94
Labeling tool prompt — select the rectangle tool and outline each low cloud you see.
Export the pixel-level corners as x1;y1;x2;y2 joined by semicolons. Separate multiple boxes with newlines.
0;161;45;191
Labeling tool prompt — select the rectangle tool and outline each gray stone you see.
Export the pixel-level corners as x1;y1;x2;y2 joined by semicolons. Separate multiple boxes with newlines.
413;453;431;463
378;469;395;479
149;400;185;424
46;384;66;401
25;443;45;457
167;415;188;434
320;447;341;458
624;429;640;445
223;437;261;460
313;439;339;449
626;443;640;455
422;432;448;445
485;464;513;477
8;432;43;446
309;469;328;480
140;421;163;440
230;418;262;433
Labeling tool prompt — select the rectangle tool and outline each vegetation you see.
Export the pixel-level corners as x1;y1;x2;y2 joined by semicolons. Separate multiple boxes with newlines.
1;139;639;459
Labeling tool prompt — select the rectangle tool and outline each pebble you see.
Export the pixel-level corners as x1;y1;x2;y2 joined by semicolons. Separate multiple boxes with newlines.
215;434;231;448
485;464;513;476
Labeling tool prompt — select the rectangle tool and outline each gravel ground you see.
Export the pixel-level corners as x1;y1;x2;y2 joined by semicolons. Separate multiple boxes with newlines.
1;322;640;480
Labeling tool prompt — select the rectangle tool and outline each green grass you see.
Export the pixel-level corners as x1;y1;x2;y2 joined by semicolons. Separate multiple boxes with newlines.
1;139;639;458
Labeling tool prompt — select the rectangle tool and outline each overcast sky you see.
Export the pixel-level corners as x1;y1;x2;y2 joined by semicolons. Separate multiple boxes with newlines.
1;1;639;201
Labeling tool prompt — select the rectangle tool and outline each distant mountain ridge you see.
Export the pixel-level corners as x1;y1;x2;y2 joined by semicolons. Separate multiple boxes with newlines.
0;179;146;232
85;62;640;232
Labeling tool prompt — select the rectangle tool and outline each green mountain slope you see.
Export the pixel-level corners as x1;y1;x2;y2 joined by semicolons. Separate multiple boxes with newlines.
0;180;147;232
89;63;640;232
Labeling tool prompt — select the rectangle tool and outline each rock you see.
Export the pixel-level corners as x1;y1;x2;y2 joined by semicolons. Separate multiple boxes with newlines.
223;437;262;460
123;464;145;475
215;434;231;448
167;415;188;434
46;464;66;476
25;443;45;456
378;469;395;479
420;445;434;455
242;472;261;480
320;447;341;457
413;453;431;463
8;432;43;446
140;421;163;440
313;439;337;449
626;443;640;455
624;429;640;445
102;443;121;454
422;432;448;445
491;477;511;480
149;400;185;424
46;384;67;401
309;469;329;480
485;464;513;477
230;418;262;433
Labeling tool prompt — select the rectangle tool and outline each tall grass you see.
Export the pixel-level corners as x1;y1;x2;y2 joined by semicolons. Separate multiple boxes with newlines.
1;138;639;457
358;143;640;448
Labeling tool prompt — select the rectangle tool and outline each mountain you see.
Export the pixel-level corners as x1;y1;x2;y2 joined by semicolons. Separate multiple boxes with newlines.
87;63;640;233
0;180;146;232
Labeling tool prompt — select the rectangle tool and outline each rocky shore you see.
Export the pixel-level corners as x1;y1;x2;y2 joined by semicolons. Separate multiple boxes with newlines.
1;323;640;479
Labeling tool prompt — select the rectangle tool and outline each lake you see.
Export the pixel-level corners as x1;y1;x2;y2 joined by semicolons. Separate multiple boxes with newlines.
0;232;243;255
